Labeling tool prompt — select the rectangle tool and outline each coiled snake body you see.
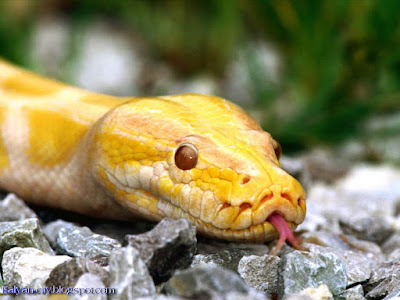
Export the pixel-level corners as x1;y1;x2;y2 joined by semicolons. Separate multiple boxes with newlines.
0;59;306;243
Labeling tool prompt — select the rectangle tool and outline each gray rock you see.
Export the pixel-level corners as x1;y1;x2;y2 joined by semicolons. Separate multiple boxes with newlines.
366;276;400;299
191;249;251;272
300;231;349;249
342;285;366;300
71;274;106;300
109;246;156;299
14;295;47;300
300;231;383;268
303;149;350;183
287;284;334;300
279;251;347;298
125;218;196;283
383;291;400;300
31;15;71;80
222;291;269;300
337;165;400;201
72;20;142;96
364;260;400;289
343;235;384;267
381;233;400;255
45;257;109;288
387;248;400;261
302;182;397;232
238;254;280;297
42;219;77;248
164;264;250;298
364;260;400;299
135;297;182;300
0;218;54;260
55;224;121;265
284;296;314;300
339;216;394;245
0;194;38;222
304;243;371;286
2;247;71;288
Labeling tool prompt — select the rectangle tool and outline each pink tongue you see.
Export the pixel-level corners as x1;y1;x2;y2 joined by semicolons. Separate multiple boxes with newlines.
268;213;302;255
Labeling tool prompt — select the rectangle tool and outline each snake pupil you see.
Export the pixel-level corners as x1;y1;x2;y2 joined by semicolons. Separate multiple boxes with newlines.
175;144;198;170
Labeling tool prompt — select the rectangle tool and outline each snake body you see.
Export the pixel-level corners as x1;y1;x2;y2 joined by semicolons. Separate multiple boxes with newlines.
0;59;306;243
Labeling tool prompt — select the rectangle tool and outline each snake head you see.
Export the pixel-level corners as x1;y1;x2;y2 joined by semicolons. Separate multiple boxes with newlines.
94;94;306;243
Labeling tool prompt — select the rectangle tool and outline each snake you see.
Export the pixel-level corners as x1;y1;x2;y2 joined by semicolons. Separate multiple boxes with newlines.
0;59;306;248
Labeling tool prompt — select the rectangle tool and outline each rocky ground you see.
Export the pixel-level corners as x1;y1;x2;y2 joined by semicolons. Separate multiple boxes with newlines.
0;152;399;300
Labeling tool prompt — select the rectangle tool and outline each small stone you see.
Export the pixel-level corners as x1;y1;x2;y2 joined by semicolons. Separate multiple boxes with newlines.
222;290;269;300
303;149;349;183
109;246;156;299
42;220;77;248
381;233;400;255
191;249;251;272
164;264;250;298
295;284;334;300
238;254;280;297
305;183;396;225
300;231;348;249
301;231;383;268
383;291;400;300
387;248;400;261
0;194;38;222
279;251;347;298
56;225;121;265
366;276;400;299
342;285;366;300
45;258;109;288
304;243;371;286
284;295;313;300
339;216;394;245
72;21;142;96
134;296;182;300
342;235;384;266
336;165;400;201
2;247;71;288
71;274;106;300
364;260;400;289
364;260;400;299
125;218;196;283
0;218;54;259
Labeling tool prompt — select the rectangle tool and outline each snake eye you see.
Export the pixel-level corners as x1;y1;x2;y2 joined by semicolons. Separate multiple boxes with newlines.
273;139;282;160
175;143;198;170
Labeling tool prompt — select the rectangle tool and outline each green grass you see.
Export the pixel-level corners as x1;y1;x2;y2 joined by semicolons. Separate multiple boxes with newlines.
0;0;398;153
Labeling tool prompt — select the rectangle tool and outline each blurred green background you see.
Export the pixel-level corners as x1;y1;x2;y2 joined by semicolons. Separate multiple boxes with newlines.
0;0;399;163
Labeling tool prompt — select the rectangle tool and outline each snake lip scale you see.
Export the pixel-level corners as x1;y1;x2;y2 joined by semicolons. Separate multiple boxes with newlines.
0;59;306;244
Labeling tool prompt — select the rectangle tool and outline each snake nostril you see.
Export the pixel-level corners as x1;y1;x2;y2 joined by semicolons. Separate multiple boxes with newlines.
281;193;292;203
241;175;251;184
239;203;251;213
297;197;304;206
260;193;273;206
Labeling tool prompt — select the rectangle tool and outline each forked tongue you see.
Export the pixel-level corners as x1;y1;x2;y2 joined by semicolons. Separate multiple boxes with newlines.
268;213;302;255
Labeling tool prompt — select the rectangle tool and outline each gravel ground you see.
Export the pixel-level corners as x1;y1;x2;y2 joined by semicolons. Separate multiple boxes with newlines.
0;153;399;300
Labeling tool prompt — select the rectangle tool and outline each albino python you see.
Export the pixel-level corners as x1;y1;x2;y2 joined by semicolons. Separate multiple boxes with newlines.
0;59;306;250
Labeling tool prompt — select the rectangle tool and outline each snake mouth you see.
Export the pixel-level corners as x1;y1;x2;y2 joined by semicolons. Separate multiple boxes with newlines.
267;212;303;254
229;191;306;231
